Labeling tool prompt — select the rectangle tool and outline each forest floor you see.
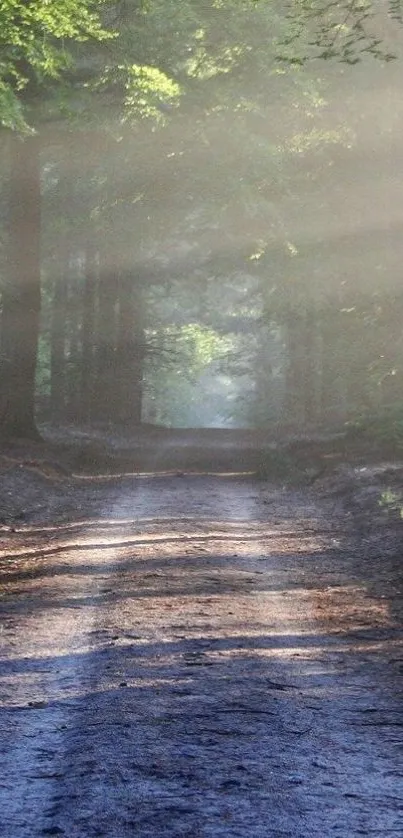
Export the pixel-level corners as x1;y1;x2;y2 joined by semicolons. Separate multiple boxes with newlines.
0;426;402;837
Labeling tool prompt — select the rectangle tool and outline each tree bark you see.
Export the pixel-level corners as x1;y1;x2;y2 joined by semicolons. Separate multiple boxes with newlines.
115;275;144;426
301;306;317;425
284;311;304;426
50;234;69;422
65;269;83;421
0;135;42;440
284;307;317;427
91;242;118;423
80;237;97;424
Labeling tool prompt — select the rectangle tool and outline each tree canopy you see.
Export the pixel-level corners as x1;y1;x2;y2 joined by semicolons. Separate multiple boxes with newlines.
0;0;112;130
1;0;402;131
1;0;403;437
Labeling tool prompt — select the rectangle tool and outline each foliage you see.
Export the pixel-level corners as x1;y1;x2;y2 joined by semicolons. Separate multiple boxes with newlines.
379;488;403;518
347;404;403;451
1;0;402;131
3;0;403;434
143;323;236;426
93;62;181;123
276;0;402;64
0;0;113;130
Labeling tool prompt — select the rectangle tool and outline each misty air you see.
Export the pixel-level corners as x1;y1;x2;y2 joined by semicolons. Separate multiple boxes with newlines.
0;2;402;837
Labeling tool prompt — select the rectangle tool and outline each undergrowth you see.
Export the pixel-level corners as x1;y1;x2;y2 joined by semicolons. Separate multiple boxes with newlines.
346;404;403;452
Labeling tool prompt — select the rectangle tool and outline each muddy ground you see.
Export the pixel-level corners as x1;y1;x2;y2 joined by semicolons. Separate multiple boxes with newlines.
0;428;402;837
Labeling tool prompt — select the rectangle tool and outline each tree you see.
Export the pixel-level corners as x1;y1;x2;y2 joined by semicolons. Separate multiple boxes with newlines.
2;0;402;439
0;0;112;131
0;1;112;439
275;0;402;65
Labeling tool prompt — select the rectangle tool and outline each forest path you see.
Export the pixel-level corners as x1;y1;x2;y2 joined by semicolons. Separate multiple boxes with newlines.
0;472;402;837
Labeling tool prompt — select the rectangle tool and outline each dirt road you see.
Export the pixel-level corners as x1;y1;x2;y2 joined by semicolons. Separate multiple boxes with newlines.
0;472;402;837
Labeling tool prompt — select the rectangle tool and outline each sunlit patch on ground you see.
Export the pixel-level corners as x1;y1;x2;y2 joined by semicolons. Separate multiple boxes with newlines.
0;476;402;837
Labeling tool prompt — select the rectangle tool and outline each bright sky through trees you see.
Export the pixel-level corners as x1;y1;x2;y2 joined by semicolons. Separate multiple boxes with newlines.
0;0;403;432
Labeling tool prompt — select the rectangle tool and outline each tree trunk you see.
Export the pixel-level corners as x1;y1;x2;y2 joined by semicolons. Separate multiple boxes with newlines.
301;306;317;425
284;311;304;427
50;235;69;422
80;238;97;424
65;269;83;421
0;135;42;440
318;309;340;423
91;243;118;423
115;275;144;426
284;308;317;427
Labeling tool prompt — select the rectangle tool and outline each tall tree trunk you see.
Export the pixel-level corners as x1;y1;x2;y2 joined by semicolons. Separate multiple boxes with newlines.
284;307;317;427
91;243;118;423
80;238;97;424
318;308;341;423
301;306;317;425
50;235;69;422
0;135;42;440
115;275;144;426
65;270;83;421
284;310;304;427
